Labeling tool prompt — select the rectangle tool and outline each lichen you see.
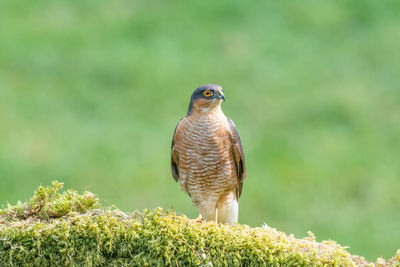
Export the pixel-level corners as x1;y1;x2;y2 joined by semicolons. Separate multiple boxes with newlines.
0;182;399;266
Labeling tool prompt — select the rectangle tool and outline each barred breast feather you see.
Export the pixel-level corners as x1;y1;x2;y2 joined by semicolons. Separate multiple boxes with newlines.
171;108;245;205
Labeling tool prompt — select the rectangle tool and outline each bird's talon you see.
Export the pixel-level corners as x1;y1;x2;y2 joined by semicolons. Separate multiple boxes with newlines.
187;216;204;225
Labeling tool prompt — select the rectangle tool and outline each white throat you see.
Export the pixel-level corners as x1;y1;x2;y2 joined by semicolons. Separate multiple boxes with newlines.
201;101;223;115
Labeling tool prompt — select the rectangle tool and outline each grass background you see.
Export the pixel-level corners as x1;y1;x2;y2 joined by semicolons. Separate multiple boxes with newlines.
0;0;399;261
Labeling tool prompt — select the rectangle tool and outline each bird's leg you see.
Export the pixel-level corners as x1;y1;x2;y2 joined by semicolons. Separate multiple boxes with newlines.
216;192;238;225
214;206;219;224
187;214;204;225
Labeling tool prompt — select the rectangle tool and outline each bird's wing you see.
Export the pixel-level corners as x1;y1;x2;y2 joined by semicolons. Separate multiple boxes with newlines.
171;118;183;182
227;118;246;199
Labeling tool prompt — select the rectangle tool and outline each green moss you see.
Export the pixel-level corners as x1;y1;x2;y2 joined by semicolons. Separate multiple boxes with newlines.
1;181;99;220
0;182;399;266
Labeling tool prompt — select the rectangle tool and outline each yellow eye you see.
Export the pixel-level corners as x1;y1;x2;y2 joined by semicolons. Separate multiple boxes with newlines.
203;89;213;97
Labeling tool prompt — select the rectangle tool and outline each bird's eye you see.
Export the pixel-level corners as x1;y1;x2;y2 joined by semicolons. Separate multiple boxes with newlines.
203;90;213;97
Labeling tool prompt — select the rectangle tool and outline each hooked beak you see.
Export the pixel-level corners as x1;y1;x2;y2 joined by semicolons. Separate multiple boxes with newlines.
217;91;225;101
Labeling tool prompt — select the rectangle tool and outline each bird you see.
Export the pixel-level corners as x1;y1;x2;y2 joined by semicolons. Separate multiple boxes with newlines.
171;84;246;225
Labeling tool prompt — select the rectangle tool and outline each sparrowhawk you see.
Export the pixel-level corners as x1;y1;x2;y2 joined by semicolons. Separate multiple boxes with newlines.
171;84;246;224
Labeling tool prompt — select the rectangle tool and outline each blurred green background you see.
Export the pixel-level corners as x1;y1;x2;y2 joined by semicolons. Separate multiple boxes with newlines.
1;0;399;261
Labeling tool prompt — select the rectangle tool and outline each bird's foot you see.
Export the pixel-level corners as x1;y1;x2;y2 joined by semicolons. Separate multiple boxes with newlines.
187;215;204;225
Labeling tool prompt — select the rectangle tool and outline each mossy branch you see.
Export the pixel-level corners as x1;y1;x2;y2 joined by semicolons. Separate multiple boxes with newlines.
0;182;399;266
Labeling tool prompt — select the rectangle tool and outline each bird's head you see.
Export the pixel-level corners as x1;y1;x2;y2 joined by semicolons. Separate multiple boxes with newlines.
187;84;225;115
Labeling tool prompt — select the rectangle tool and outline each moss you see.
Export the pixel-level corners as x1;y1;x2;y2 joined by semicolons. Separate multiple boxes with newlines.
0;182;399;266
0;181;99;221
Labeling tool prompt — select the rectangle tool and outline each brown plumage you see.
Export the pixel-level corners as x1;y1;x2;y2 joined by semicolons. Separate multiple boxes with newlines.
171;84;246;224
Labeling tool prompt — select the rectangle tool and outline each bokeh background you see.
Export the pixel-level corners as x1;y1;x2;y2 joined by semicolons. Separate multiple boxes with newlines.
1;0;399;261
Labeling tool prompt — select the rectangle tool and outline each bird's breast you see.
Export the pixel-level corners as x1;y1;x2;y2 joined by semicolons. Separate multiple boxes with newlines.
174;113;237;199
178;115;230;164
